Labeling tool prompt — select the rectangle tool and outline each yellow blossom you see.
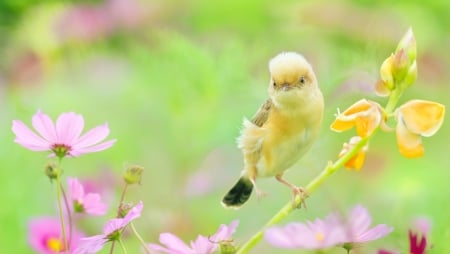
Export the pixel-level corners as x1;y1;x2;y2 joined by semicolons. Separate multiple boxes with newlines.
396;100;445;158
331;99;383;137
339;136;368;170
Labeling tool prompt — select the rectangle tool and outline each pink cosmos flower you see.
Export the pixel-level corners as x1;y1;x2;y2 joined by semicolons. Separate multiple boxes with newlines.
67;177;107;215
342;205;393;243
148;220;239;254
28;217;84;254
265;205;393;251
265;214;345;249
12;110;116;158
73;201;143;254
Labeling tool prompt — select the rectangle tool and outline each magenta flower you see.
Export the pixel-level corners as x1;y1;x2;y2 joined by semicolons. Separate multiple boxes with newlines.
67;177;107;215
73;201;143;254
12;110;116;158
342;205;393;243
28;217;84;254
148;220;239;254
409;230;427;254
265;214;345;249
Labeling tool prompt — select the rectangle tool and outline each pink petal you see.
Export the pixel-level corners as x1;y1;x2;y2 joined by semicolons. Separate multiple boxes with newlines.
74;235;108;254
349;205;372;237
83;193;107;215
190;235;215;254
32;110;57;142
357;224;393;242
103;218;125;235
211;220;239;241
159;233;195;253
122;201;143;225
67;177;85;201
28;217;61;253
73;123;110;149
147;243;189;254
71;139;116;156
265;226;300;248
12;120;50;150
56;112;84;145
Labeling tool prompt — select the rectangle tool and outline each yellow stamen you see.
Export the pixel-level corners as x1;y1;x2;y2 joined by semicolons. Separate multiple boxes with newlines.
46;237;65;252
315;232;324;242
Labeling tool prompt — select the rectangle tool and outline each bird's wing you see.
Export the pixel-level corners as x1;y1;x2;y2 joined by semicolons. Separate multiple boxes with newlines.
251;99;272;127
236;99;271;167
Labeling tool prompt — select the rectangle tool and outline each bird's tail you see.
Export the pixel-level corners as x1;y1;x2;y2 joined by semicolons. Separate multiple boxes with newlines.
221;177;253;208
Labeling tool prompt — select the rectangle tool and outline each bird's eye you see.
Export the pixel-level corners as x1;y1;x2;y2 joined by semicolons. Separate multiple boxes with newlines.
273;82;276;87
299;76;306;84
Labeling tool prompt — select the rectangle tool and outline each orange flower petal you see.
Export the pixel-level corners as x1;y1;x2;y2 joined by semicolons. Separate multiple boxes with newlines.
330;118;355;132
331;99;381;135
399;100;445;137
339;136;368;170
374;80;391;97
396;116;424;158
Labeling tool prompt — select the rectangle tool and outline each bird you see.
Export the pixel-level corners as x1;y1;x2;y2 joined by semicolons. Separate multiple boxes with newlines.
221;52;324;209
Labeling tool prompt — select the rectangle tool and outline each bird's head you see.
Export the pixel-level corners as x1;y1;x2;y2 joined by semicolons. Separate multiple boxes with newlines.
268;52;318;107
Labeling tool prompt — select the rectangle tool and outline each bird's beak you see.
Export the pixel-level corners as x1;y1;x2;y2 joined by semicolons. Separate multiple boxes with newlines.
281;83;291;91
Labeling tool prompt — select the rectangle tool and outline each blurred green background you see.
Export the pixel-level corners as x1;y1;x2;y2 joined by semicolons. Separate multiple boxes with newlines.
1;0;449;253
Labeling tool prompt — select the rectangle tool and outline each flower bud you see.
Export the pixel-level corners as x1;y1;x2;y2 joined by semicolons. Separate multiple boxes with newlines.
396;27;416;62
379;54;395;90
401;60;417;89
123;165;144;185
44;162;60;180
219;240;236;254
392;49;409;82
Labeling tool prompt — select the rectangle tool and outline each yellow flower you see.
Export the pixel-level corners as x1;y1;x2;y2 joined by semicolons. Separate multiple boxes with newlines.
331;99;383;137
396;100;445;158
339;136;368;171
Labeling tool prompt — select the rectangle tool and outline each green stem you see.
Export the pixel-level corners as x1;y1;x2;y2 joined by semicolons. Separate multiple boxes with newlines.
236;135;371;254
130;222;151;254
55;159;68;254
118;238;129;254
110;182;129;254
59;182;73;251
384;87;403;114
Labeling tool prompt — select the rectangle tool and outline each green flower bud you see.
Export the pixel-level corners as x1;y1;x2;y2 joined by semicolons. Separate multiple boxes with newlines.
392;49;409;82
396;27;416;62
123;165;144;185
219;240;236;254
402;60;417;89
45;162;60;180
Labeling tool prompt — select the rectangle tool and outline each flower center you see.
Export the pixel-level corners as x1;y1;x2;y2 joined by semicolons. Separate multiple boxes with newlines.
52;144;71;158
74;200;85;213
46;237;65;252
315;232;325;242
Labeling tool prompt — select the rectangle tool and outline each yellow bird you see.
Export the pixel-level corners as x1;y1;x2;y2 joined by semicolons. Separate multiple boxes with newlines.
221;52;324;208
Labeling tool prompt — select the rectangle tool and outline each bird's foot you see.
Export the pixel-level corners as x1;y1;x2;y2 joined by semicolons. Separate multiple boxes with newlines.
255;187;269;201
291;186;309;209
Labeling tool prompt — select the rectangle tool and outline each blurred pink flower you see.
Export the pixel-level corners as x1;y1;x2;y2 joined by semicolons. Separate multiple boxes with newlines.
148;220;239;254
265;205;392;251
67;177;107;215
265;214;345;249
74;201;143;254
343;205;393;243
28;217;84;254
12;110;116;158
56;6;113;42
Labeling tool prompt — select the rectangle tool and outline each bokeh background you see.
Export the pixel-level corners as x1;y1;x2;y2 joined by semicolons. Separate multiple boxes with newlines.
1;0;449;253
